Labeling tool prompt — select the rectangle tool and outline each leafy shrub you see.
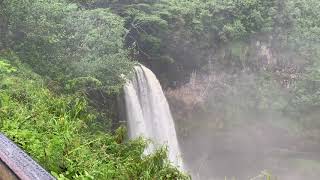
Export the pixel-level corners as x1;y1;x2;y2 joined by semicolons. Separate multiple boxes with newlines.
0;59;16;74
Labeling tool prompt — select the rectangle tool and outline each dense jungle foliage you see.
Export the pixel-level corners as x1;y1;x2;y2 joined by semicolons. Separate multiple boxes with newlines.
1;0;320;179
0;55;188;179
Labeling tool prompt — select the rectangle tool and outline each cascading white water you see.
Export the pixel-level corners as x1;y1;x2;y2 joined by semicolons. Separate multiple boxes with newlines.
124;64;183;169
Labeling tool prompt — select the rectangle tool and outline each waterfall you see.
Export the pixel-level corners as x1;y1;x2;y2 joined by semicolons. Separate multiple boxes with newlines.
123;64;183;169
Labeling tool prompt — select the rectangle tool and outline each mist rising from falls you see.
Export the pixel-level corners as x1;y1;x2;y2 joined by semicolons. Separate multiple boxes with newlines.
123;64;183;169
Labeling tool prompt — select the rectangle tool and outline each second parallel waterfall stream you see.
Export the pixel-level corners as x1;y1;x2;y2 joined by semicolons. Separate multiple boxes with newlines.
124;64;184;169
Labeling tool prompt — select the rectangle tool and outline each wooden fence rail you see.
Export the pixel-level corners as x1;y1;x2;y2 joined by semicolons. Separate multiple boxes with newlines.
0;133;55;180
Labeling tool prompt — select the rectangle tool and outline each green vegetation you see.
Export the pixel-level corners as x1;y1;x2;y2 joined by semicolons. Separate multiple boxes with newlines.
0;56;188;179
1;0;320;179
2;0;133;92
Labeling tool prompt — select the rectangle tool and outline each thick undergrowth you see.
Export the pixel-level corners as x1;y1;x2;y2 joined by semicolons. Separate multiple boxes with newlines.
0;57;189;179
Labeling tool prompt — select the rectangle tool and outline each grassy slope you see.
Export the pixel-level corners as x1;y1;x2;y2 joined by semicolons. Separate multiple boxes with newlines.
0;58;188;179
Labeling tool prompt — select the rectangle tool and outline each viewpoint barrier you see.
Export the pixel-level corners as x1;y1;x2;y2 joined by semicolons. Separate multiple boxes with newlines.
0;133;55;180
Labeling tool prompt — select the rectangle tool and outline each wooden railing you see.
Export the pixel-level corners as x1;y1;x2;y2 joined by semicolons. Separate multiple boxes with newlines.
0;133;55;180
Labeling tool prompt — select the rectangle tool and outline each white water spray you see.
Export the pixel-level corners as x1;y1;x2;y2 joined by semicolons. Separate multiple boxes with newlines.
124;64;183;169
